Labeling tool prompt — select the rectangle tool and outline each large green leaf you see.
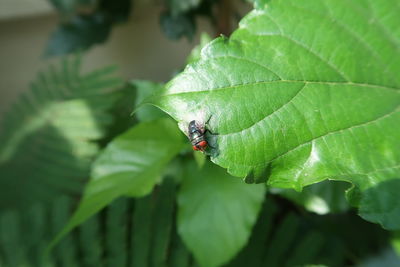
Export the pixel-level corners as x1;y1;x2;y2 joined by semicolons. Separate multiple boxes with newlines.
49;118;186;248
178;161;265;267
149;0;400;229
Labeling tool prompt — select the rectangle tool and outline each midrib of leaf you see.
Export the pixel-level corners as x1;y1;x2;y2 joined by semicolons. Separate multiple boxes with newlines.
159;81;398;137
161;80;399;98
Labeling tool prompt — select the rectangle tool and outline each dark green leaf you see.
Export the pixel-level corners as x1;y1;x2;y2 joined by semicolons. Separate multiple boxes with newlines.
45;16;112;57
160;12;196;41
46;0;131;56
50;197;78;266
150;179;176;267
131;195;153;267
131;179;182;267
178;161;265;267
150;0;400;229
227;195;392;267
105;198;129;267
78;216;103;266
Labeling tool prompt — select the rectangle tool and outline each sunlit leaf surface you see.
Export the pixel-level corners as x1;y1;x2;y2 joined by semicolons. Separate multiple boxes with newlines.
150;0;400;229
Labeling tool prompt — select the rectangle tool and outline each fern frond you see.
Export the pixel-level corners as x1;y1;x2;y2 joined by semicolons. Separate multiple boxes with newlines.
0;56;123;209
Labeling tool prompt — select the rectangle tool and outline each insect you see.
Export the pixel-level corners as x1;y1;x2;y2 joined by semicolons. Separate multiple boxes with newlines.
188;120;208;152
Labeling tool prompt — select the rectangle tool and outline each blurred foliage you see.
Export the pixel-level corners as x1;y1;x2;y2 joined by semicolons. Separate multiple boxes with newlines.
0;181;396;266
160;0;218;41
159;12;197;41
49;118;187;249
270;180;350;215
46;0;221;55
0;56;122;210
227;196;392;267
46;0;131;56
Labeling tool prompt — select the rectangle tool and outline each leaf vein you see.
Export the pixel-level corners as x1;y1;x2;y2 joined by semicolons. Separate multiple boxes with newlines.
222;83;306;136
266;106;399;166
164;80;399;97
262;12;349;81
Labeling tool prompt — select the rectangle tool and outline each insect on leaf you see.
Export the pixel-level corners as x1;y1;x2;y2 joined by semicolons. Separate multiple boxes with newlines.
148;0;400;229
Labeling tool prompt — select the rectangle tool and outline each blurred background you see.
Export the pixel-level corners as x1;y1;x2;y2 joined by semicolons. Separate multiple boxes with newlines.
0;0;216;116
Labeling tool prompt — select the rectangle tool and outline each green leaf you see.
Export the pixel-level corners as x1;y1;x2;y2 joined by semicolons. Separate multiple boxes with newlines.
132;80;167;122
0;57;122;209
149;0;400;229
159;12;196;41
45;16;112;57
49;118;186;248
178;161;265;267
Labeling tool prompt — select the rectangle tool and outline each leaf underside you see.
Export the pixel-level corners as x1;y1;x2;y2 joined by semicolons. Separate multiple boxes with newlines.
150;0;400;229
